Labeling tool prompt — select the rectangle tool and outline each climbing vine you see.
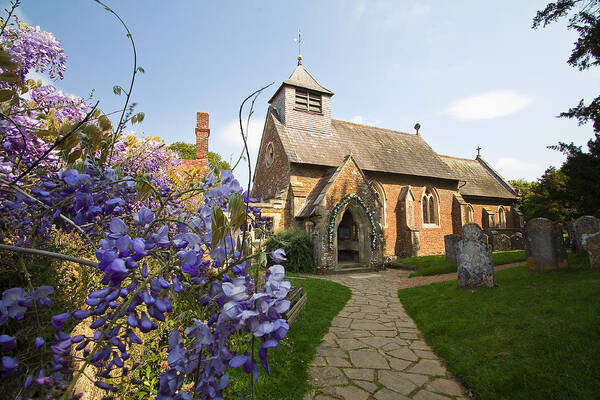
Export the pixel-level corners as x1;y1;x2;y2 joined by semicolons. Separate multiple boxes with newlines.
327;193;379;251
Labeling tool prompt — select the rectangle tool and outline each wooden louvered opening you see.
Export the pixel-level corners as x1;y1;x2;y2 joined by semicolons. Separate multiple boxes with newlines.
295;89;322;113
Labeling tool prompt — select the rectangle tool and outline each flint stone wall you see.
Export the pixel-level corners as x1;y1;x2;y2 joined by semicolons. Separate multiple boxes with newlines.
582;231;600;269
524;218;568;271
571;216;600;254
457;223;495;288
444;234;461;263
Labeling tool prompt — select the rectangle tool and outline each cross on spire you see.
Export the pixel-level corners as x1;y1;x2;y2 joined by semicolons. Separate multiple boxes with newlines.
293;29;304;65
476;146;481;157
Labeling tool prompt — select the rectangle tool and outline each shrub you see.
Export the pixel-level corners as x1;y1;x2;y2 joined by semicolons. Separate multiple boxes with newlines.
265;230;314;273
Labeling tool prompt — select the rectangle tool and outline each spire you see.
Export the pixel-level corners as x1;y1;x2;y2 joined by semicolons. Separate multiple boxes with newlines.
294;29;303;65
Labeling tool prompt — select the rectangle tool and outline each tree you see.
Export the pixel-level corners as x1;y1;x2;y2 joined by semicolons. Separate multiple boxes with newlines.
168;141;195;159
208;151;232;173
533;1;600;218
167;141;232;173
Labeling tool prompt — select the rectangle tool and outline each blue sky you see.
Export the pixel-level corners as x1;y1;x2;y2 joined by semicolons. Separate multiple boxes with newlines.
14;0;600;185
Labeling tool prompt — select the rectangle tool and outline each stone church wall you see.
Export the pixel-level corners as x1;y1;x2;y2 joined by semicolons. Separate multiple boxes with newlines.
252;115;290;201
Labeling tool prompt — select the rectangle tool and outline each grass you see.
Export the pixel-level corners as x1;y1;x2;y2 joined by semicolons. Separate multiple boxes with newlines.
397;254;600;400
390;250;527;277
225;276;351;399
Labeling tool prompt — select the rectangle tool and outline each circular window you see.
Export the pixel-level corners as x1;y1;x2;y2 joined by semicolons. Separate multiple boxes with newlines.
265;142;274;167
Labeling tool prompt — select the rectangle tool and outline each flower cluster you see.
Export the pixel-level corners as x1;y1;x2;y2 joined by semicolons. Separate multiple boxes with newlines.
0;21;66;82
327;193;379;250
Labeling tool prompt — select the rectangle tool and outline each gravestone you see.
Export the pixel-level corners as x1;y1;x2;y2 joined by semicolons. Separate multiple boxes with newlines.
582;232;600;269
444;234;461;263
489;230;498;251
456;223;495;288
510;232;524;250
524;218;568;271
495;234;511;251
571;216;600;254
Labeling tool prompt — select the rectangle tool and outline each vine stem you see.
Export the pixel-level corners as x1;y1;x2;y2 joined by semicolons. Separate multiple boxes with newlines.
93;0;139;163
0;244;96;266
0;0;19;38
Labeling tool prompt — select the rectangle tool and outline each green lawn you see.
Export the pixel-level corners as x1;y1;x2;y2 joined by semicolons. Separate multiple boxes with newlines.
397;256;600;400
226;276;351;399
390;250;527;277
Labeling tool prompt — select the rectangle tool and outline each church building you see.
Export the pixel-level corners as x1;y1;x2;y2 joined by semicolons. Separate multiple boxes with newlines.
251;59;521;272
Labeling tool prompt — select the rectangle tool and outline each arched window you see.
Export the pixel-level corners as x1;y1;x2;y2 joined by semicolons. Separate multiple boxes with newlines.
466;204;474;223
422;187;439;225
498;206;507;228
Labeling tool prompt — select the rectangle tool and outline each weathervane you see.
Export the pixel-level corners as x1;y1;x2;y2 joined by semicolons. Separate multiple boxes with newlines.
293;29;304;65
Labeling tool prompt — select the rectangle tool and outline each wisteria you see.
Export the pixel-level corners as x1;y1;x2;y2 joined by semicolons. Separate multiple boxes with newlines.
0;10;287;400
0;20;66;81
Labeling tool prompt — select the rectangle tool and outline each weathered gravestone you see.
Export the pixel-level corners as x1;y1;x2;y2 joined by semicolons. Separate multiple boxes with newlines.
495;233;511;251
524;218;568;271
444;234;461;263
582;232;600;269
571;216;600;254
510;232;524;250
457;223;495;288
489;230;498;251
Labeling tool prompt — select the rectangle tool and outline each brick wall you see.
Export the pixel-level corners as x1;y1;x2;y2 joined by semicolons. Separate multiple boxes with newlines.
251;112;290;201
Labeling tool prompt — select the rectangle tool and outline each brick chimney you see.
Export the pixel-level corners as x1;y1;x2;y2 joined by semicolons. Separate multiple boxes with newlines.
195;111;210;171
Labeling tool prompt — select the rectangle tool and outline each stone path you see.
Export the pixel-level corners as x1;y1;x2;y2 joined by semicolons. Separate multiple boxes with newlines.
305;263;523;400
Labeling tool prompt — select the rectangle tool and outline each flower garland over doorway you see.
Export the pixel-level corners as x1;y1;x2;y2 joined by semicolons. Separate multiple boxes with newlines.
328;193;378;250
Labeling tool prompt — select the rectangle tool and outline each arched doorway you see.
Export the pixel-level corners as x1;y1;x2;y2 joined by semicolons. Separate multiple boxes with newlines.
334;203;371;268
337;209;360;263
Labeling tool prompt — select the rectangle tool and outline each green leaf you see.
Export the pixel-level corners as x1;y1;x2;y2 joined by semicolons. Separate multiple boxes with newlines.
0;89;13;102
113;85;122;95
67;149;82;164
0;50;18;70
211;204;229;246
135;112;145;123
137;66;145;73
0;72;20;83
98;115;112;131
259;251;267;268
228;193;246;229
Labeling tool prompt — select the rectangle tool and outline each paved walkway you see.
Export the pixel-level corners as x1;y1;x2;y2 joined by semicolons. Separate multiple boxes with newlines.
305;263;523;400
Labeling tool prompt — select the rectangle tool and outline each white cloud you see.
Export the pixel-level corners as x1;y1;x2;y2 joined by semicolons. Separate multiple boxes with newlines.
446;90;533;121
210;119;264;186
26;71;55;87
349;115;380;126
494;157;543;181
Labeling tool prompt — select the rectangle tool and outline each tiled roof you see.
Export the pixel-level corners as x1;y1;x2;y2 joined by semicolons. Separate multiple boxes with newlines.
439;155;518;200
268;65;333;103
296;168;336;218
271;111;458;180
283;65;333;94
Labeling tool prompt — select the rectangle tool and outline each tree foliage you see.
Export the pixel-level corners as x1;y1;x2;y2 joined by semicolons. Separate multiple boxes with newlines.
531;0;600;220
168;141;195;159
168;141;232;173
